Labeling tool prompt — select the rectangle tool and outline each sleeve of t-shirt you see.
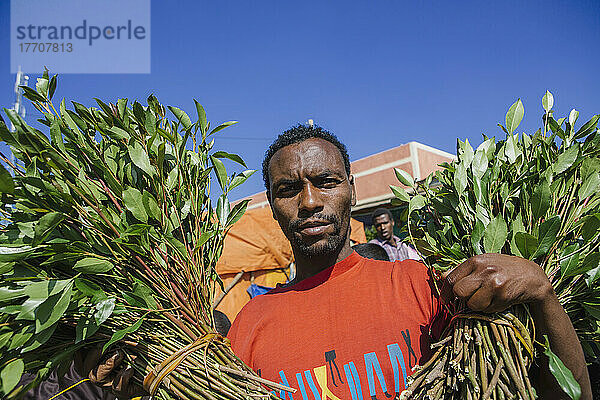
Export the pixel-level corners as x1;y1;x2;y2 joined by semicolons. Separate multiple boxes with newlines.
228;300;257;366
394;260;452;341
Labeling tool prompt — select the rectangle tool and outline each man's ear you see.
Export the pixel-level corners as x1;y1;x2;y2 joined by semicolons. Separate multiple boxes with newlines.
350;175;357;207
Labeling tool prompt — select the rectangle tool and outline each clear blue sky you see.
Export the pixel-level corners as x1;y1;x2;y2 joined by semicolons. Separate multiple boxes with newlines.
1;0;599;201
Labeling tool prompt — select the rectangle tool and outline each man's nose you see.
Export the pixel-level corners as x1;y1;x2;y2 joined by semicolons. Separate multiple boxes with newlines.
298;183;323;216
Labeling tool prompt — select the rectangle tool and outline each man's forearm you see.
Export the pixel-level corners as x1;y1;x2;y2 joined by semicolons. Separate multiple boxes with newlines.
530;290;592;400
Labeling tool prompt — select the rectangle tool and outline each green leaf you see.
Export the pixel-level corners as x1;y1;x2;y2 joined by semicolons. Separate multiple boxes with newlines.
24;279;72;299
212;151;248;168
390;185;410;202
568;109;579;128
74;278;106;300
35;281;72;332
144;107;156;136
76;313;99;343
103;313;147;353
409;195;426;215
74;257;114;273
554;143;579;175
1;358;24;394
194;100;207;133
471;149;488;179
453;163;467;195
0;287;25;302
531;179;551;220
532;216;562;259
21;322;57;352
581;158;600;181
48;75;57;100
166;166;179;191
542;90;554;112
195;230;216;252
483;215;508;253
574;114;600;140
95;297;116;325
394;168;414;188
0;246;33;262
216;194;230;226
20;85;45;103
142;191;161;221
560;245;580;277
578;173;600;201
210;156;227;190
108;126;130;140
506;99;524;134
514;232;538;259
0;163;14;194
128;142;155;177
543;335;581;400
132;280;156;309
33;212;64;245
586;264;600;286
49;117;66;152
503;133;521;164
578;252;600;277
458;138;474;167
123;186;148;223
209;121;238;136
227;199;250;227
470;220;485;255
36;78;49;97
168;106;192;130
581;215;600;241
229;170;255;191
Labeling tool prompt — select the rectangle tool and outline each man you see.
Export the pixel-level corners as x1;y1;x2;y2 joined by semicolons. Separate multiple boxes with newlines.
369;208;420;262
228;124;592;399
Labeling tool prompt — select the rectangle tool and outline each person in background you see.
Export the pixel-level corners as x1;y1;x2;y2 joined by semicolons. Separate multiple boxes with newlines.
352;242;389;261
369;207;420;262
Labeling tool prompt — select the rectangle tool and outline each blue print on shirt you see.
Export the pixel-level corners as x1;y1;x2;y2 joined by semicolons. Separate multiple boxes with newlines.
273;340;413;399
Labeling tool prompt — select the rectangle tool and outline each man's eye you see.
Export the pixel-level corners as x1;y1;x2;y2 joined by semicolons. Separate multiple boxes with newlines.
320;179;339;188
277;185;299;195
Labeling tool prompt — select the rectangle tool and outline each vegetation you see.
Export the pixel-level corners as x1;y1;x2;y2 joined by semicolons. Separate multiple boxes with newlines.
0;71;281;399
392;93;600;399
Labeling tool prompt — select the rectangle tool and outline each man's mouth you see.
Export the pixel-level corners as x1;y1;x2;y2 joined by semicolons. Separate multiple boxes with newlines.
297;220;332;236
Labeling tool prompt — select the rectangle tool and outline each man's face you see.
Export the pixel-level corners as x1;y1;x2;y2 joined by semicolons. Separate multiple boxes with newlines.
267;138;355;258
373;214;394;241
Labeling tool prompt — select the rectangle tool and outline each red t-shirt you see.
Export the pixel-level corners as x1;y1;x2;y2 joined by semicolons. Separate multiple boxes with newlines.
228;251;449;400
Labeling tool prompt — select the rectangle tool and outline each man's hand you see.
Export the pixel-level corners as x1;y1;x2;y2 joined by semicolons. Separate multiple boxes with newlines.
443;253;592;400
75;347;145;399
443;253;553;312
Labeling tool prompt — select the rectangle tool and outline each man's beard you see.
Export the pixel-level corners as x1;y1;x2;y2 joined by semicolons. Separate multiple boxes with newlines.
288;213;349;258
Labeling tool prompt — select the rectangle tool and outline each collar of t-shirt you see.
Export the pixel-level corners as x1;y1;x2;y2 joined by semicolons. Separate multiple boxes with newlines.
271;251;363;293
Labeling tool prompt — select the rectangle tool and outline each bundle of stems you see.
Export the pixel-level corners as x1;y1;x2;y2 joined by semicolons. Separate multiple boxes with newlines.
392;92;600;399
0;71;282;399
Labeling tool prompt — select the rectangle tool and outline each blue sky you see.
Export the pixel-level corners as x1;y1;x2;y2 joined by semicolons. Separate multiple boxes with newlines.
1;0;599;201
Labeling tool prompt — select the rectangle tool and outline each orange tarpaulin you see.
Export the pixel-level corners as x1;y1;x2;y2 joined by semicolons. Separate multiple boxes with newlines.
214;206;366;321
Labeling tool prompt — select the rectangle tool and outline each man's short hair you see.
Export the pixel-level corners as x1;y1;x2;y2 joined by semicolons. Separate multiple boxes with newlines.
371;207;393;223
262;124;351;192
352;243;390;261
